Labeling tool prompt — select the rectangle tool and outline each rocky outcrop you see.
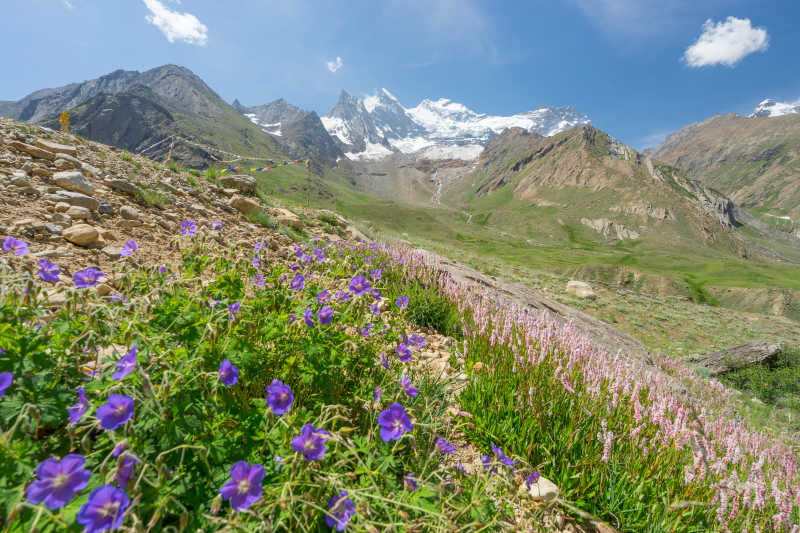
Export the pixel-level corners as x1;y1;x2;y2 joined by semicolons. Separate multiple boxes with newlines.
580;218;640;241
690;341;783;375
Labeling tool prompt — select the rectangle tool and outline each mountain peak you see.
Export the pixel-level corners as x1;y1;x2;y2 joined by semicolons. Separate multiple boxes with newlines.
749;97;800;118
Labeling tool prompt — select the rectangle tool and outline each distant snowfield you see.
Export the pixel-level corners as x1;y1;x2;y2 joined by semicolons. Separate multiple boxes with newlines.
324;89;590;162
245;113;282;136
749;98;800;118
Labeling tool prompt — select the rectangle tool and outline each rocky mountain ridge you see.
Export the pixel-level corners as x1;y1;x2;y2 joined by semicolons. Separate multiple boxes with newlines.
750;98;800;118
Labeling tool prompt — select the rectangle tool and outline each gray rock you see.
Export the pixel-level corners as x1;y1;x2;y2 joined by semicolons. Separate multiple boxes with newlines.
566;280;597;300
106;178;138;195
98;201;114;215
65;205;92;220
81;162;101;177
56;191;99;211
45;223;62;235
690;341;783;376
101;246;122;260
218;175;257;194
119;205;140;220
50;213;71;225
53;171;94;196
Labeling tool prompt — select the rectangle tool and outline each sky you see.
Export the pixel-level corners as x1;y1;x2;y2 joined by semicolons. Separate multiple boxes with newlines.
2;0;799;149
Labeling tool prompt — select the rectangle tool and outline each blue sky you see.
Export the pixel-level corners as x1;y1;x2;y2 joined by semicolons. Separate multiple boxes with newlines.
2;0;799;149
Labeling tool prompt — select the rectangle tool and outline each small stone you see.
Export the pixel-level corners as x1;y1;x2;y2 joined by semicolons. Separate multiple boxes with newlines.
98;201;114;215
118;219;141;229
53;159;74;170
101;246;122;260
65;205;92;220
46;289;67;306
106;178;138;195
34;139;77;157
523;475;560;502
50;213;71;225
95;283;113;297
49;190;99;211
63;224;100;247
100;229;117;241
21;163;33;172
229;195;263;216
218;175;257;194
119;205;140;220
54;202;70;212
274;207;304;230
45;223;63;235
53;171;94;196
566;280;597;300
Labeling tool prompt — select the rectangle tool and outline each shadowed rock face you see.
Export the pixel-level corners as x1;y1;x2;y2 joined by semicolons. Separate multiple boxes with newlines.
690;341;783;375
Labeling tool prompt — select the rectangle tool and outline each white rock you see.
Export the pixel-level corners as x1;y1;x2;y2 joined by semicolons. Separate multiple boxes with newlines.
65;205;91;220
53;171;94;196
566;280;597;300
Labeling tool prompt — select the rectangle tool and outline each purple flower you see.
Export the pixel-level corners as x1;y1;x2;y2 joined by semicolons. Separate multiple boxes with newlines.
457;461;468;474
253;274;265;287
112;345;137;381
38;258;60;283
369;303;380;316
218;359;239;386
74;267;104;288
525;471;541;489
219;461;265;511
110;292;126;303
325;490;356;531
290;273;305;291
409;333;426;348
265;379;294;415
26;454;91;510
370;289;382;301
395;296;409;309
373;387;382;402
481;455;495;473
317;289;329;304
491;444;518;470
313;249;325;263
303;307;314;327
401;374;418;398
228;301;240;320
348;275;371;296
97;394;134;430
211;221;223;231
120;239;138;258
274;456;285;472
157;265;168;275
0;372;12;397
180;220;197;235
395;343;412;363
291;423;330;461
288;313;296;324
335;290;352;303
381;352;389;370
359;323;373;337
370;269;382;281
377;403;413;442
318;306;333;325
112;442;127;458
68;387;88;424
115;454;138;489
2;236;29;256
254;241;266;253
436;437;456;455
252;255;261;269
77;485;130;532
404;472;418;491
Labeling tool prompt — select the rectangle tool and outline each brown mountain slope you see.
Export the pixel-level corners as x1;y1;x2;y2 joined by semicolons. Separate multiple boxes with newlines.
647;113;800;221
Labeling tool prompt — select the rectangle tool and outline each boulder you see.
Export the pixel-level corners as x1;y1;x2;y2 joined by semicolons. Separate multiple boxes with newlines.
63;224;100;247
566;280;597;300
98;201;114;215
53;171;94;196
218;175;257;194
101;246;122;260
521;474;560;502
34;139;77;157
7;140;55;160
56;191;99;211
106;178;138;195
229;195;263;216
119;206;140;220
274;207;304;230
65;205;92;220
691;341;783;376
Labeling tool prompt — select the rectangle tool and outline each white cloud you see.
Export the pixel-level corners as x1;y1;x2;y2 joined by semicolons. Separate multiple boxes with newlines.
684;17;768;67
143;0;208;46
326;56;343;73
63;0;74;8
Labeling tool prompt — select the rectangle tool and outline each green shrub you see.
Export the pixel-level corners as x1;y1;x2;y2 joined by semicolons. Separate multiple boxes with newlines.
135;185;169;208
246;210;278;229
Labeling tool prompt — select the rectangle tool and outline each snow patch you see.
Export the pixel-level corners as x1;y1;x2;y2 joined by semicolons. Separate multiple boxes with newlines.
750;98;800;118
320;116;352;145
345;141;394;161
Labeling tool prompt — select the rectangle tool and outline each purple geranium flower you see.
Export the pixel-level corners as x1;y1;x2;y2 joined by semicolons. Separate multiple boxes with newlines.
313;249;325;263
404;472;418;491
395;295;409;309
77;485;130;532
436;437;456;455
370;289;382;301
318;306;333;325
26;454;91;510
115;454;138;489
112;345;137;381
525;471;541;489
395;343;412;363
359;323;372;337
491;443;518;470
290;273;305;291
68;387;88;425
291;423;330;461
219;461;265;511
288;313;296;324
38;258;60;283
326;490;356;531
370;269;382;281
228;301;240;320
456;461;468;474
120;239;138;258
158;265;168;275
218;359;239;386
409;333;426;348
211;221;223;231
481;455;495;473
252;255;261;269
381;352;389;370
253;274;265;287
348;275;371;296
74;267;104;289
110;292;126;303
303;307;314;327
2;236;29;256
401;374;418;398
0;372;12;397
265;379;293;415
335;290;352;303
180;220;197;235
377;403;413;442
97;394;134;430
274;456;285;472
368;303;380;316
317;289;329;304
373;387;382;402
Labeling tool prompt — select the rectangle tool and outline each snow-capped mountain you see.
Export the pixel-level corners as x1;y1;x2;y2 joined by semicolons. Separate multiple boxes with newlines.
321;88;591;161
749;98;800;118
